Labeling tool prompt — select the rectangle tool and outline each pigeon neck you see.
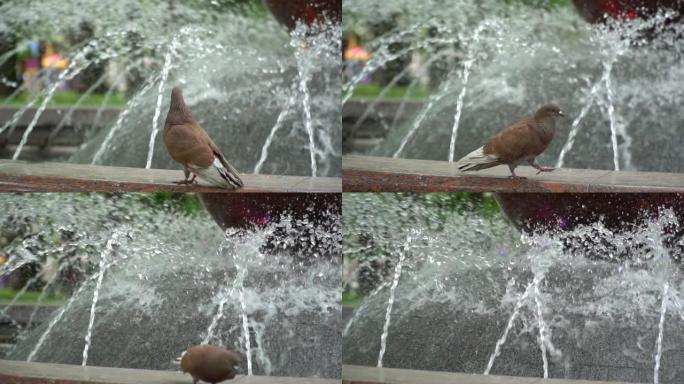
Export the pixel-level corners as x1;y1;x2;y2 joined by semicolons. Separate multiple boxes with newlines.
166;96;196;126
533;116;555;143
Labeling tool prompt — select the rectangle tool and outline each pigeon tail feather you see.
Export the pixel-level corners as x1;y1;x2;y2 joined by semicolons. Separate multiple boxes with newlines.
455;146;501;172
193;158;243;189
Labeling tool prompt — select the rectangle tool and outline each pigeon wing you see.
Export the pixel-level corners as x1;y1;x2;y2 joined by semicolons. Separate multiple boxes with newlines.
205;132;244;188
484;118;545;163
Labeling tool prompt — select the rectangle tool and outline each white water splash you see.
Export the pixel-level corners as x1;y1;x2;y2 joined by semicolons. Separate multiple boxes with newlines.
13;60;84;160
377;234;411;368
292;33;318;177
533;277;549;378
90;71;129;135
653;283;669;384
349;61;420;135
145;37;178;169
201;240;242;346
28;276;93;361
555;81;600;168
28;297;78;361
202;286;234;345
82;230;120;366
254;95;297;174
0;275;42;333
602;59;620;171
393;72;457;158
0;99;37;136
342;25;456;104
0;257;35;279
343;281;390;338
251;321;272;376
448;57;474;162
484;281;533;375
92;78;157;165
238;274;252;375
25;264;66;329
47;73;108;147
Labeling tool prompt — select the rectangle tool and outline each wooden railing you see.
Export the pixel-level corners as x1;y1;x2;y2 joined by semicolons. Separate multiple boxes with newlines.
0;360;339;384
342;365;638;384
0;160;340;193
342;155;684;193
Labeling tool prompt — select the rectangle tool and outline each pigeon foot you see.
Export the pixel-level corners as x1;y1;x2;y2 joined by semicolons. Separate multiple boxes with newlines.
173;179;196;185
536;167;555;175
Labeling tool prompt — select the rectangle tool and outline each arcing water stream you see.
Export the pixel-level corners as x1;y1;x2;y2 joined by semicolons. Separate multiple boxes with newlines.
344;1;684;173
343;193;684;383
0;0;341;177
0;193;341;378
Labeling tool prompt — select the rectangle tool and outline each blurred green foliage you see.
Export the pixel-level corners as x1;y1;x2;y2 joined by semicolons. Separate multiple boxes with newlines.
86;192;205;217
505;0;571;9
343;289;365;306
410;192;501;221
347;84;430;101
183;0;268;16
345;0;574;96
136;192;206;217
365;192;501;231
0;0;271;98
0;90;127;107
0;287;65;305
343;193;502;303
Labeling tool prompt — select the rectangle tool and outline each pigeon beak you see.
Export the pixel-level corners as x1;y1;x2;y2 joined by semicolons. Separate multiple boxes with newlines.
558;111;566;118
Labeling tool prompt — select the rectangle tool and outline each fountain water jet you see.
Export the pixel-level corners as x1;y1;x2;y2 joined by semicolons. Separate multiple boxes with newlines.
1;0;342;177
145;36;178;169
377;233;411;368
254;94;297;174
91;78;157;165
555;80;601;168
343;193;684;382
484;281;533;375
1;193;341;378
532;277;549;378
26;261;117;363
82;228;124;367
44;72;109;149
12;46;95;160
392;70;457;158
447;21;494;163
345;1;684;173
654;283;669;384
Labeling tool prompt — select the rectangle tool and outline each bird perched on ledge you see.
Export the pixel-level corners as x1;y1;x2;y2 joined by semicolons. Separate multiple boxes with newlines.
455;103;564;178
164;87;244;189
180;344;241;384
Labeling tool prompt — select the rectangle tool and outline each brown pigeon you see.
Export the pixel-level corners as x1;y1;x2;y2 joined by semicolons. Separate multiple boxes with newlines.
455;103;564;178
164;87;243;189
180;344;241;384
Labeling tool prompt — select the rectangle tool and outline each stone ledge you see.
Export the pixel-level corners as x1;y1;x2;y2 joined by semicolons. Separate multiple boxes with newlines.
0;360;339;384
0;160;341;193
342;155;684;193
341;365;641;384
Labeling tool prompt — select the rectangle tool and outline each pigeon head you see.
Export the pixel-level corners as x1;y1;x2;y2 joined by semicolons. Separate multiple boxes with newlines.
227;352;241;378
170;86;183;102
165;86;196;127
228;351;241;367
215;349;241;380
535;103;565;120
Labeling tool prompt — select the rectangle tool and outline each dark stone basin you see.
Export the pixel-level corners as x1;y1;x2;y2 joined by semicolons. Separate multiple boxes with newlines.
199;193;341;230
264;0;341;31
495;193;684;232
495;193;684;261
572;0;684;23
